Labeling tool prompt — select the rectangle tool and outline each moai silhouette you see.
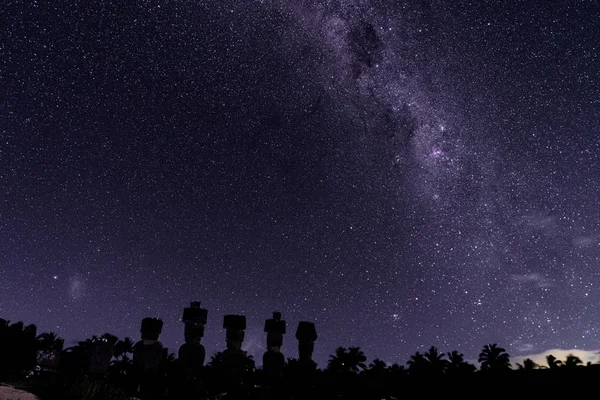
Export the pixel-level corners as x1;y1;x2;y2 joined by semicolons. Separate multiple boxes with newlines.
288;321;318;399
222;314;249;387
263;311;286;381
133;317;166;400
295;321;317;372
172;301;208;398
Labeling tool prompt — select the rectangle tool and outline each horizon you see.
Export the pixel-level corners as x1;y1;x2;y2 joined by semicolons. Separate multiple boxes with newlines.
4;314;599;370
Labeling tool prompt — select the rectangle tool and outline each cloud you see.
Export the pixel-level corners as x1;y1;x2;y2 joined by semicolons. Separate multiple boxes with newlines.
521;214;557;233
572;235;597;248
512;348;600;368
511;340;535;353
510;272;553;288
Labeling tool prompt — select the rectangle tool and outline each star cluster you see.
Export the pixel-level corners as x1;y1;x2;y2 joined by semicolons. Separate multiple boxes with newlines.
1;0;599;366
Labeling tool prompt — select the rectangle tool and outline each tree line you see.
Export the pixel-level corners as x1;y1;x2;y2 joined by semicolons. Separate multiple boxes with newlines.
1;317;597;399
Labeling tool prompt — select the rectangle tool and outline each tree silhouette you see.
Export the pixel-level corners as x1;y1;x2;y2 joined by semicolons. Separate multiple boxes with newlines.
407;351;429;374
327;346;367;374
114;337;134;361
2;321;38;375
389;362;405;376
478;344;510;371
78;335;99;353
37;332;64;352
516;358;538;370
360;358;389;400
423;346;448;375
446;350;476;374
367;358;387;374
110;337;135;379
362;358;388;382
546;354;562;369
207;351;225;369
347;347;367;373
100;332;118;345
563;354;583;369
36;332;64;370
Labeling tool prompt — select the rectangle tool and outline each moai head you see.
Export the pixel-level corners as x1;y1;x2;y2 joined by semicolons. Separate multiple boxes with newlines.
264;312;286;353
223;315;246;352
182;301;208;346
141;317;163;342
295;321;317;362
134;318;165;376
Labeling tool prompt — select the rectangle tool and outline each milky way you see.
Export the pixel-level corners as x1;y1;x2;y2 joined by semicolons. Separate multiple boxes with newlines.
1;0;599;367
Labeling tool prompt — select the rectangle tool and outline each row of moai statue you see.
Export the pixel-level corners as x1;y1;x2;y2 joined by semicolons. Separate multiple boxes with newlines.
1;304;317;398
133;301;318;398
174;301;318;371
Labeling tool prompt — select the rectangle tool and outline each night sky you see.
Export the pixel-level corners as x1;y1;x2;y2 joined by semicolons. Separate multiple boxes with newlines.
2;1;600;367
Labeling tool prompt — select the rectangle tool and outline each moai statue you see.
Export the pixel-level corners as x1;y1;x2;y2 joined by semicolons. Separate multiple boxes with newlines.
133;317;165;400
263;311;286;380
178;301;208;376
222;314;249;385
295;321;317;371
168;302;208;399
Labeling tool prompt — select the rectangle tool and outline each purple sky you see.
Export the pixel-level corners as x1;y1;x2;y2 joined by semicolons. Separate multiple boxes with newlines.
1;0;599;367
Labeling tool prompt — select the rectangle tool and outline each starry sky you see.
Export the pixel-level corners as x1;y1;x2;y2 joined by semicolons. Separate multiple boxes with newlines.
1;0;600;367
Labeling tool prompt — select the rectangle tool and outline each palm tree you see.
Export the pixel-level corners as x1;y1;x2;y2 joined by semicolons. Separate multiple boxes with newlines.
424;346;448;374
100;333;118;345
36;332;64;352
389;362;405;376
347;347;367;372
87;333;118;374
114;337;134;361
516;358;538;370
207;351;225;369
78;335;99;353
407;351;429;374
327;347;346;373
546;354;562;369
563;354;582;369
447;350;476;374
36;332;64;369
363;358;388;382
327;347;367;374
368;359;387;374
478;344;510;371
